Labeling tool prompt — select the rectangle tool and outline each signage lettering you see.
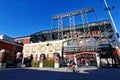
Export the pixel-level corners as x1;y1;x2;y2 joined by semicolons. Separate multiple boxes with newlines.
66;30;102;39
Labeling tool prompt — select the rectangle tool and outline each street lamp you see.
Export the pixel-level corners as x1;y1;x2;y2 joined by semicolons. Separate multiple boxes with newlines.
46;43;58;53
103;0;117;32
101;0;120;47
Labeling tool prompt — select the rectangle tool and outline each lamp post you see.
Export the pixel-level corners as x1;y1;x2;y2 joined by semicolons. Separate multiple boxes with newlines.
102;0;120;47
46;43;60;68
46;43;57;53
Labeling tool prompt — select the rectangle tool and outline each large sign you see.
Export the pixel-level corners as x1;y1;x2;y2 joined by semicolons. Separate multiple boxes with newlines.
66;30;102;39
83;30;102;37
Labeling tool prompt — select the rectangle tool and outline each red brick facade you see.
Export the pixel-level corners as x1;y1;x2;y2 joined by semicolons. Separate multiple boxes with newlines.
14;37;30;44
0;40;23;61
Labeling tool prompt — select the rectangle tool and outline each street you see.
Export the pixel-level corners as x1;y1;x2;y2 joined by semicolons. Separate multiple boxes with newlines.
0;67;120;80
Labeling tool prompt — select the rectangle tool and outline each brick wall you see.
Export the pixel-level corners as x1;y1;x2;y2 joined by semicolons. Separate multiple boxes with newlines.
0;40;23;61
15;37;30;44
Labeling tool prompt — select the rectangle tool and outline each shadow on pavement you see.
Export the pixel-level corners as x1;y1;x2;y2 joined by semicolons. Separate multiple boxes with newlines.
83;68;120;80
0;68;120;80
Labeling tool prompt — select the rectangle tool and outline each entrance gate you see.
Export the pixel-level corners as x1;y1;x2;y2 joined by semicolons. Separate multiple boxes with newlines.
76;52;97;67
62;36;99;67
62;51;98;67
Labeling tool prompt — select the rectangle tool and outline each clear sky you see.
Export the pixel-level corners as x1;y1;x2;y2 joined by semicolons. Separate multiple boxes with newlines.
0;0;120;38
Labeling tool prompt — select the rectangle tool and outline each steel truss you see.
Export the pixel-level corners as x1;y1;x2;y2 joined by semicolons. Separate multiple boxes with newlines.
52;8;95;40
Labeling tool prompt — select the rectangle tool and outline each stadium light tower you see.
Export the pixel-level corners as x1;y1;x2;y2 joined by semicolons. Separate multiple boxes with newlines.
102;0;120;47
52;8;95;40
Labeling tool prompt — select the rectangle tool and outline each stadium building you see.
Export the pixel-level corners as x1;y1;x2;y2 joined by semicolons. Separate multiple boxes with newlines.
23;8;120;68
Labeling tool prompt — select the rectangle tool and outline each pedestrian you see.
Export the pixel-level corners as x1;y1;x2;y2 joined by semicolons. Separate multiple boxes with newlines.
71;61;76;72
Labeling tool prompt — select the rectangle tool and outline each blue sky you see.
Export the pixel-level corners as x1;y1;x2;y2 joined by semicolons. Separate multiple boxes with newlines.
0;0;120;38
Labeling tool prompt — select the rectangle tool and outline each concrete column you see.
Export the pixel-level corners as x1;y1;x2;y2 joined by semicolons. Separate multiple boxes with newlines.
74;54;77;68
26;54;33;67
15;52;22;68
96;53;100;68
0;49;9;69
54;53;60;68
39;54;45;68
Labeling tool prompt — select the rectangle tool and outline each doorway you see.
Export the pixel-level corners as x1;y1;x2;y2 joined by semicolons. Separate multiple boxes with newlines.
76;52;97;67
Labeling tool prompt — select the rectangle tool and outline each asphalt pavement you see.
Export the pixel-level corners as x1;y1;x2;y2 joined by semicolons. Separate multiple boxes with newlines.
0;67;120;80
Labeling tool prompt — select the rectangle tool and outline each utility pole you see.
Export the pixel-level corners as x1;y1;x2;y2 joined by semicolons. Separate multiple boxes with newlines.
103;0;120;47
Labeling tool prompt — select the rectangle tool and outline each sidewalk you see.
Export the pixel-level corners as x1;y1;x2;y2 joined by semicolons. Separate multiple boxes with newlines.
25;67;98;73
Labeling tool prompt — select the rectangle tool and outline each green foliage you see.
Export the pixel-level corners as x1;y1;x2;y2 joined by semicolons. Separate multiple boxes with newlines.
43;59;54;68
31;60;39;67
